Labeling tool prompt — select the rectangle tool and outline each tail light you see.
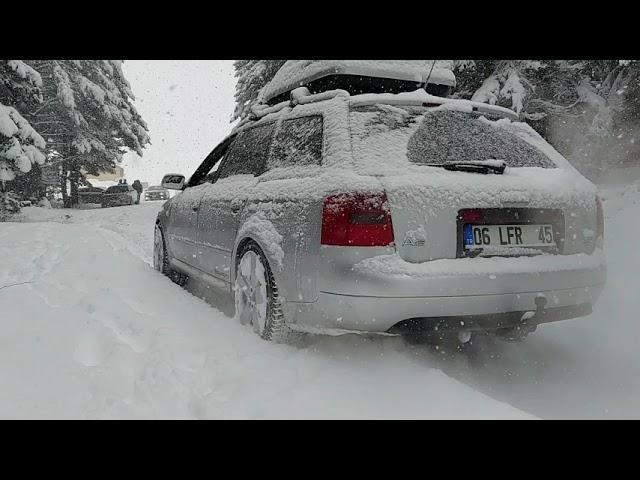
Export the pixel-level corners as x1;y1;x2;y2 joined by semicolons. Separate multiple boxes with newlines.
321;192;394;246
459;208;483;223
596;195;604;241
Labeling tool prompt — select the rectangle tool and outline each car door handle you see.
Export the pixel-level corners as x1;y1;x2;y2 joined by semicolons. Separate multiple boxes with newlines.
192;206;199;212
231;203;242;213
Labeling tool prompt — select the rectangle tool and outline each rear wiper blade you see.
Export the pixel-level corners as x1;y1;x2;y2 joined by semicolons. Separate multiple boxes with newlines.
429;160;507;175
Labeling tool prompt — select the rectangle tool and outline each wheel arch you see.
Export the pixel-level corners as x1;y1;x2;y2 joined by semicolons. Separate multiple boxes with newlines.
154;216;175;263
232;235;286;295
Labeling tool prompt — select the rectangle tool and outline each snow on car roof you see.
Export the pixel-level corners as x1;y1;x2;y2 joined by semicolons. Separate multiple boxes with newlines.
260;60;457;104
231;87;520;136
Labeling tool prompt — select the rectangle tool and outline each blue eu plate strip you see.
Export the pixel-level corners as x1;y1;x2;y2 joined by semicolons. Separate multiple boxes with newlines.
463;224;474;246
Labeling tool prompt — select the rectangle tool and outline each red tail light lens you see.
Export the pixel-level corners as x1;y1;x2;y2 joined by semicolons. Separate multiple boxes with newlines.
459;209;483;223
596;195;604;241
321;192;394;246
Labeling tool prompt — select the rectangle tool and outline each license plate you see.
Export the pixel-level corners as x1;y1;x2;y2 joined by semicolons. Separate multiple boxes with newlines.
464;224;555;249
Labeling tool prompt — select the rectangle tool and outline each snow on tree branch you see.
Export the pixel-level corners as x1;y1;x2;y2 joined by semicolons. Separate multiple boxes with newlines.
7;60;42;88
471;61;541;114
0;103;46;183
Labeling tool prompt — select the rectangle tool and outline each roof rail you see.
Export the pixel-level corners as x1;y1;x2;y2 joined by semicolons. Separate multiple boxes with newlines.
232;99;291;133
289;87;349;106
235;86;519;132
249;99;290;119
237;87;350;129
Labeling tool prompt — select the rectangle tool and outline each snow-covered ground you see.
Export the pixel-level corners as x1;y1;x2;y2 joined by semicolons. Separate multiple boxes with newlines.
1;181;638;418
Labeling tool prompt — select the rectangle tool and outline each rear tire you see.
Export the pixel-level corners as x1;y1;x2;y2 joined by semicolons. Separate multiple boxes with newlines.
154;224;187;286
235;241;294;343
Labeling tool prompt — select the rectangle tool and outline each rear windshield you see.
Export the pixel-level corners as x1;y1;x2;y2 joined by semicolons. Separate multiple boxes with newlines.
349;105;556;169
105;186;129;193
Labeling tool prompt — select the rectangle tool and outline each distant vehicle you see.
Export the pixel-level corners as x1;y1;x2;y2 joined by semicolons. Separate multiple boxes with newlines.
144;185;169;201
102;184;137;208
78;186;105;204
154;61;606;345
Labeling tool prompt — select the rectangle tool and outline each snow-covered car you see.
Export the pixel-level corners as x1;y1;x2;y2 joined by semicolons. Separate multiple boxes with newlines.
144;185;169;201
78;186;105;204
154;76;606;344
102;184;137;208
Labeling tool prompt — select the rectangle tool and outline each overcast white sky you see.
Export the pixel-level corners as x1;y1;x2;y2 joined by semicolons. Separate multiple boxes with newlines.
121;60;237;185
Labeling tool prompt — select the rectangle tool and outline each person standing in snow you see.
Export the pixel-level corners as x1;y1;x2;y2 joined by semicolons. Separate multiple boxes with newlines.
132;179;143;204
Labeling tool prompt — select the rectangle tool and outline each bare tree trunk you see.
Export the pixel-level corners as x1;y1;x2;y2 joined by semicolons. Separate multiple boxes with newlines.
69;161;79;207
61;161;69;207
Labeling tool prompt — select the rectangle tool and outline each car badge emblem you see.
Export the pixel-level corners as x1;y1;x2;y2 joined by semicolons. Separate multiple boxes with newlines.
402;236;426;247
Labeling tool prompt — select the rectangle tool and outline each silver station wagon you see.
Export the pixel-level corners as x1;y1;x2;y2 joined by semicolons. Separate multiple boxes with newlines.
154;63;606;344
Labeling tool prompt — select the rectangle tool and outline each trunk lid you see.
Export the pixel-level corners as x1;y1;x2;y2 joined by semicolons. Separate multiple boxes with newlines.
379;168;597;262
348;101;599;263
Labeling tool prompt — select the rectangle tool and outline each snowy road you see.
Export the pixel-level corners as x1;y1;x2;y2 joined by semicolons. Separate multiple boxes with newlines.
1;202;530;418
2;184;639;419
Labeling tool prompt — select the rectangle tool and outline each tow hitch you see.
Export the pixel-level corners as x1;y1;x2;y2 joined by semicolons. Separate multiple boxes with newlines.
498;294;547;341
523;294;547;325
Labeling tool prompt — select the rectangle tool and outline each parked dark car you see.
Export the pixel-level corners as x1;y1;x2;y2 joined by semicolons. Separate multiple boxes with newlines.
144;185;169;201
101;184;137;208
78;186;105;204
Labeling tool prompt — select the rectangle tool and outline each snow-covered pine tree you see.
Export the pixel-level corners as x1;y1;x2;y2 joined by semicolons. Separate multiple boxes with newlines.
26;60;150;206
0;60;46;216
451;60;564;118
452;60;640;181
601;61;640;169
532;60;640;180
232;60;287;121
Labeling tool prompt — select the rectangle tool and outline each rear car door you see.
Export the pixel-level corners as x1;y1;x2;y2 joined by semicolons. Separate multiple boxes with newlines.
165;183;208;266
196;122;276;285
264;114;325;302
166;137;235;268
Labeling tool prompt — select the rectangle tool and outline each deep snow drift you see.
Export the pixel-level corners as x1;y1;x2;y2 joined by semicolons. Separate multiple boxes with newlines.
1;202;530;419
1;180;639;419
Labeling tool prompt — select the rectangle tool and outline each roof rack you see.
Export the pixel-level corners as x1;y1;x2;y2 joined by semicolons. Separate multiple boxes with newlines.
261;60;456;105
233;86;519;133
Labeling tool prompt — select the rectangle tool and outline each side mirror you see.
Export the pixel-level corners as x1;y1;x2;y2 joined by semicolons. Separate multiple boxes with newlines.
161;173;186;190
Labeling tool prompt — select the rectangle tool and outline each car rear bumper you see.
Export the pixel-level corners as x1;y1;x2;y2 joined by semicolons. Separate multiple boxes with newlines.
102;196;131;206
286;249;606;334
299;284;604;333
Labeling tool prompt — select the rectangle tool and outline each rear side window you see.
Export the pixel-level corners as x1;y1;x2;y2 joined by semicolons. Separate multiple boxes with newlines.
268;115;323;169
217;123;275;179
